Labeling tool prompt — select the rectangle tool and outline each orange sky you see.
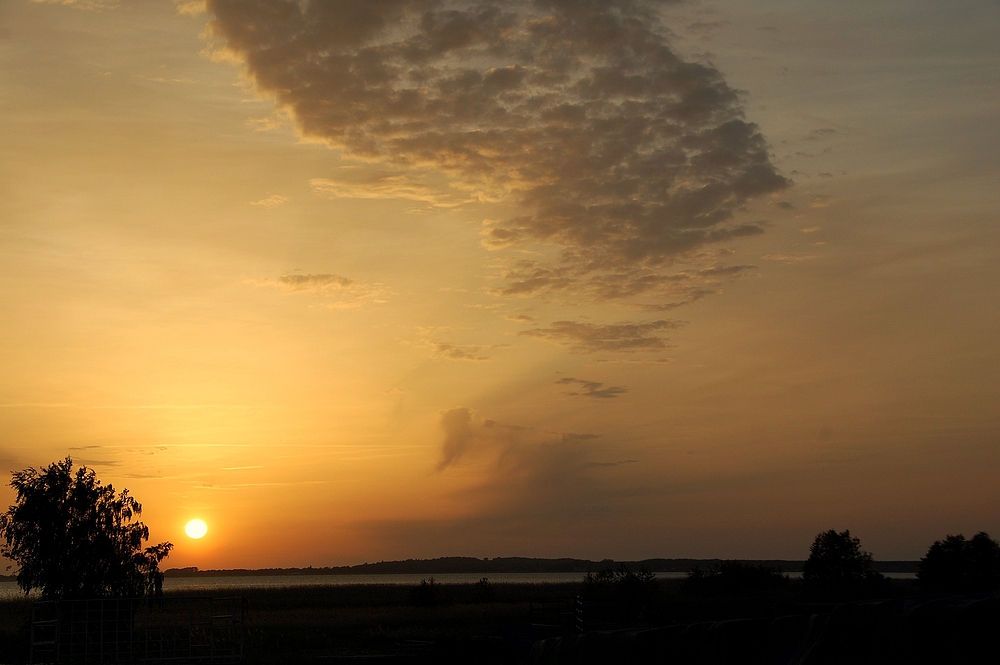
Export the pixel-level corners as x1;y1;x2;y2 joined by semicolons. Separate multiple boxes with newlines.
1;0;998;568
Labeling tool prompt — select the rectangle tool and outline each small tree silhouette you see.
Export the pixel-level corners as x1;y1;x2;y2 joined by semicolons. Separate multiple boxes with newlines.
0;458;173;599
918;532;1000;594
803;529;882;592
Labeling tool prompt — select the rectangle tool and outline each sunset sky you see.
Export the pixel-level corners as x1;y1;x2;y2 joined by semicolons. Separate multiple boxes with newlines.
1;0;998;569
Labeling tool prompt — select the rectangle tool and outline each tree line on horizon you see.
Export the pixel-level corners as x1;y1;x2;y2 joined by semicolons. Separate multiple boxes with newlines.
0;459;998;600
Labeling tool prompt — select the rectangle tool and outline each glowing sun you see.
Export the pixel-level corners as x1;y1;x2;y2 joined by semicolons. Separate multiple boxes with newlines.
185;519;208;539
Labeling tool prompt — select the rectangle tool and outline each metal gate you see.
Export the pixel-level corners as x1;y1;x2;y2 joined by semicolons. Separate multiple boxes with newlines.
30;596;245;665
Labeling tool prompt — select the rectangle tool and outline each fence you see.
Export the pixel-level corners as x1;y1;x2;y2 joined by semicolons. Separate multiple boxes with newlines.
30;596;245;665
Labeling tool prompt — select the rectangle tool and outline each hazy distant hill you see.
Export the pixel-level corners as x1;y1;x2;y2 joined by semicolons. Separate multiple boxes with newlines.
162;556;918;577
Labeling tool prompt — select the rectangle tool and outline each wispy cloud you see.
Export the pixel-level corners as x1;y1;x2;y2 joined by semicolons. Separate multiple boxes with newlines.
250;194;289;208
760;253;815;264
556;377;628;399
174;0;205;15
32;0;117;10
520;319;683;353
429;342;496;362
251;273;390;308
311;170;466;208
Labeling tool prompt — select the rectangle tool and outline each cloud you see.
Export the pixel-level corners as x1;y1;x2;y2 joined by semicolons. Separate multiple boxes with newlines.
520;319;683;353
250;194;289;208
270;274;354;291
311;170;466;208
438;407;477;470
437;406;602;475
350;407;639;552
429;342;497;362
206;0;788;304
174;0;205;15
491;258;755;306
805;128;837;141
252;273;390;307
687;20;728;40
32;0;117;9
761;253;815;264
556;377;628;399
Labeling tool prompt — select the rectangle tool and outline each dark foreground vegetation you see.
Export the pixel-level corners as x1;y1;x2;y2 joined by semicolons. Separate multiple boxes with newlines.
1;575;996;664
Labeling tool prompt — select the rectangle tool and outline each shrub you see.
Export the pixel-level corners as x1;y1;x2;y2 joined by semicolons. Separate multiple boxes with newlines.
684;561;787;595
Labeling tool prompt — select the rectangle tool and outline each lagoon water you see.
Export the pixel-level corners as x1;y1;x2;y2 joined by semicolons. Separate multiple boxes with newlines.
0;570;916;599
0;572;684;598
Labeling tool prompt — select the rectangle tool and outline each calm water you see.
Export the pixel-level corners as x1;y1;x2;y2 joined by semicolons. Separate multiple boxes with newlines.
0;572;681;599
0;570;916;599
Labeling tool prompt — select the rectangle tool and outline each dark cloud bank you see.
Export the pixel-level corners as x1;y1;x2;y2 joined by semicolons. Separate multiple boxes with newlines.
207;0;788;312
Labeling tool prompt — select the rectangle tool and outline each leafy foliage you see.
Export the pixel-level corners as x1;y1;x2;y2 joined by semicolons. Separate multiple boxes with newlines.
583;563;658;606
803;529;883;590
684;561;788;595
0;458;172;599
918;532;1000;594
409;578;440;607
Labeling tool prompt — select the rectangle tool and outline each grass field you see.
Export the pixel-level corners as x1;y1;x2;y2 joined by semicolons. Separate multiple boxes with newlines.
0;576;924;664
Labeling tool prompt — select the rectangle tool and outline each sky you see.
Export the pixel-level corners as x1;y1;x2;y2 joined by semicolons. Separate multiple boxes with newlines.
0;0;998;569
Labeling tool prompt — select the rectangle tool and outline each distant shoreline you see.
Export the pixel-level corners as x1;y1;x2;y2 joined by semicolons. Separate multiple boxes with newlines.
155;556;919;578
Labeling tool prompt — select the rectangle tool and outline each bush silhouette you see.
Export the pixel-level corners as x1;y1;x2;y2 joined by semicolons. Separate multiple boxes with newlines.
803;529;883;592
0;458;172;599
684;561;787;595
918;532;1000;594
409;578;440;607
583;563;658;609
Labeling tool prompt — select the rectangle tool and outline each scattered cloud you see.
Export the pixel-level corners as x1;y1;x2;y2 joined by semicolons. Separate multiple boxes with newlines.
269;274;354;292
687;20;729;40
504;313;536;323
32;0;117;10
800;226;822;234
491;259;755;305
594;357;674;365
584;459;638;468
311;170;466;208
429;342;500;362
810;195;834;208
556;377;628;399
760;253;815;264
250;194;289;208
805;128;837;141
251;273;390;307
206;0;788;304
174;0;206;15
520;319;683;353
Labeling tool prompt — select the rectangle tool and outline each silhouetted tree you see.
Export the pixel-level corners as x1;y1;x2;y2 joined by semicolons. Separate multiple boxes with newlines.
803;529;882;591
0;458;172;599
918;532;1000;594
